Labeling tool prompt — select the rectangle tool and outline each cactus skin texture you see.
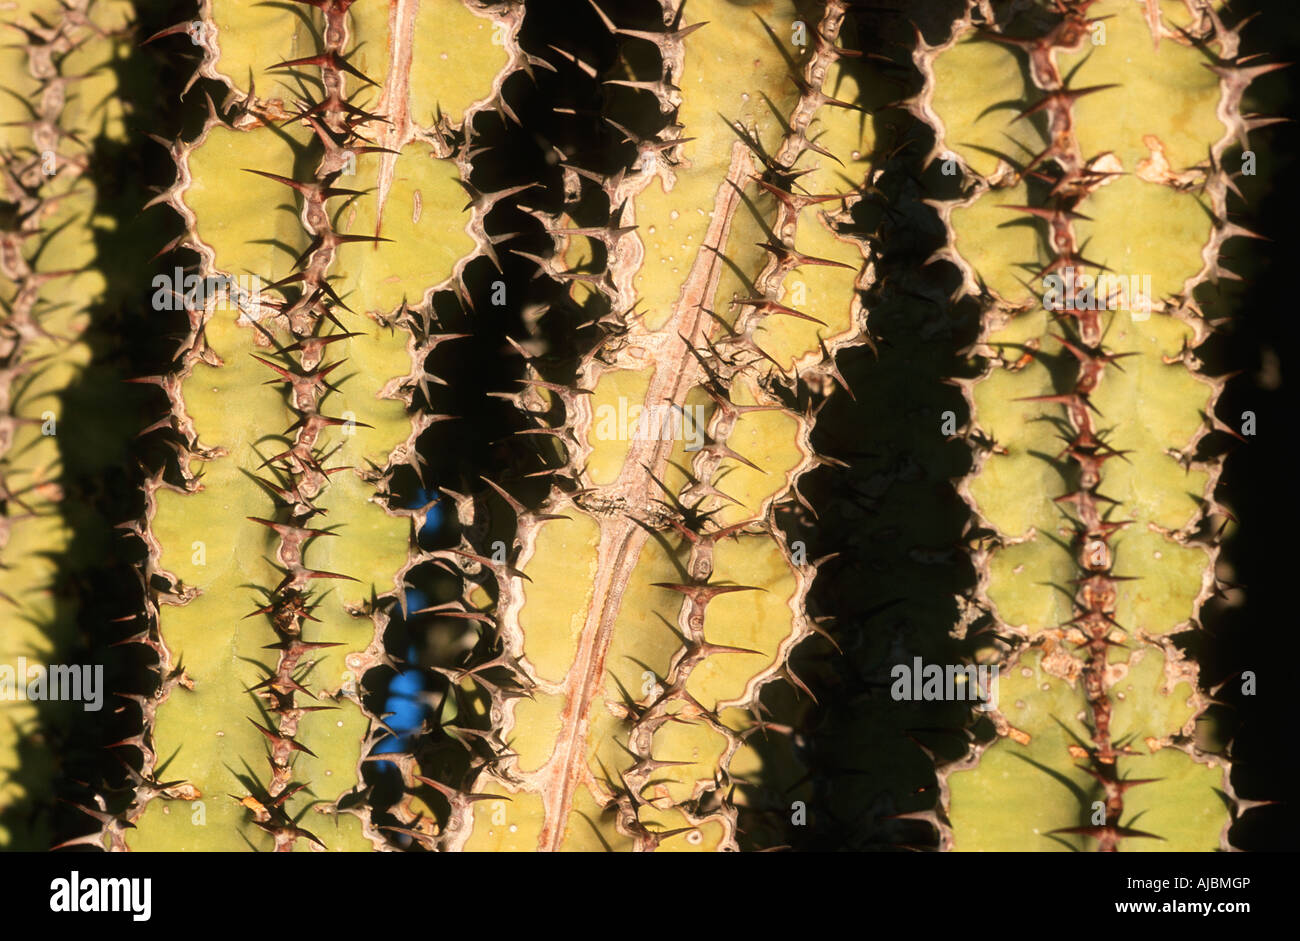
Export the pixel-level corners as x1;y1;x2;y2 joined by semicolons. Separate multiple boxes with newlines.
0;0;138;849
417;0;877;852
914;0;1269;851
100;0;525;851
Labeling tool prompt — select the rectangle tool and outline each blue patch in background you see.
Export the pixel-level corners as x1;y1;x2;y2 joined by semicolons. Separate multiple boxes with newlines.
371;487;443;775
414;487;443;545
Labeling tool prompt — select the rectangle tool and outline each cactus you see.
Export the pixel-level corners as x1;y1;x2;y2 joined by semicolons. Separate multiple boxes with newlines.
913;0;1271;850
99;0;528;851
0;0;1281;855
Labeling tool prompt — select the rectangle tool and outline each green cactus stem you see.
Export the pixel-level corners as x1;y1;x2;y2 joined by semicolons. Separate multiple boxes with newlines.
108;0;525;851
416;0;879;852
914;0;1271;851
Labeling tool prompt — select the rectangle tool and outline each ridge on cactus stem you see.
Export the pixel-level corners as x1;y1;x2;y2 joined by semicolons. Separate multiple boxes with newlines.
913;0;1272;852
109;0;530;851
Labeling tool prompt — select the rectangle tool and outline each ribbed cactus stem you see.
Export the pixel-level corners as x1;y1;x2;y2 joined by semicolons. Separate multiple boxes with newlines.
113;0;524;851
420;0;878;852
915;0;1269;851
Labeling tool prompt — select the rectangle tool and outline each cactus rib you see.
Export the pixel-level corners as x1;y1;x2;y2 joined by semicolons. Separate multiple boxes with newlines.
116;0;524;851
915;0;1267;851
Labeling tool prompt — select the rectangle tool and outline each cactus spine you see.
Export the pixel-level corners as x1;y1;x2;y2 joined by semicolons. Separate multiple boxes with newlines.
915;0;1270;850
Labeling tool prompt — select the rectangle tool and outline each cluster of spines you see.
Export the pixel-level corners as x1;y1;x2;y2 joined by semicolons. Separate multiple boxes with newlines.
915;0;1271;850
